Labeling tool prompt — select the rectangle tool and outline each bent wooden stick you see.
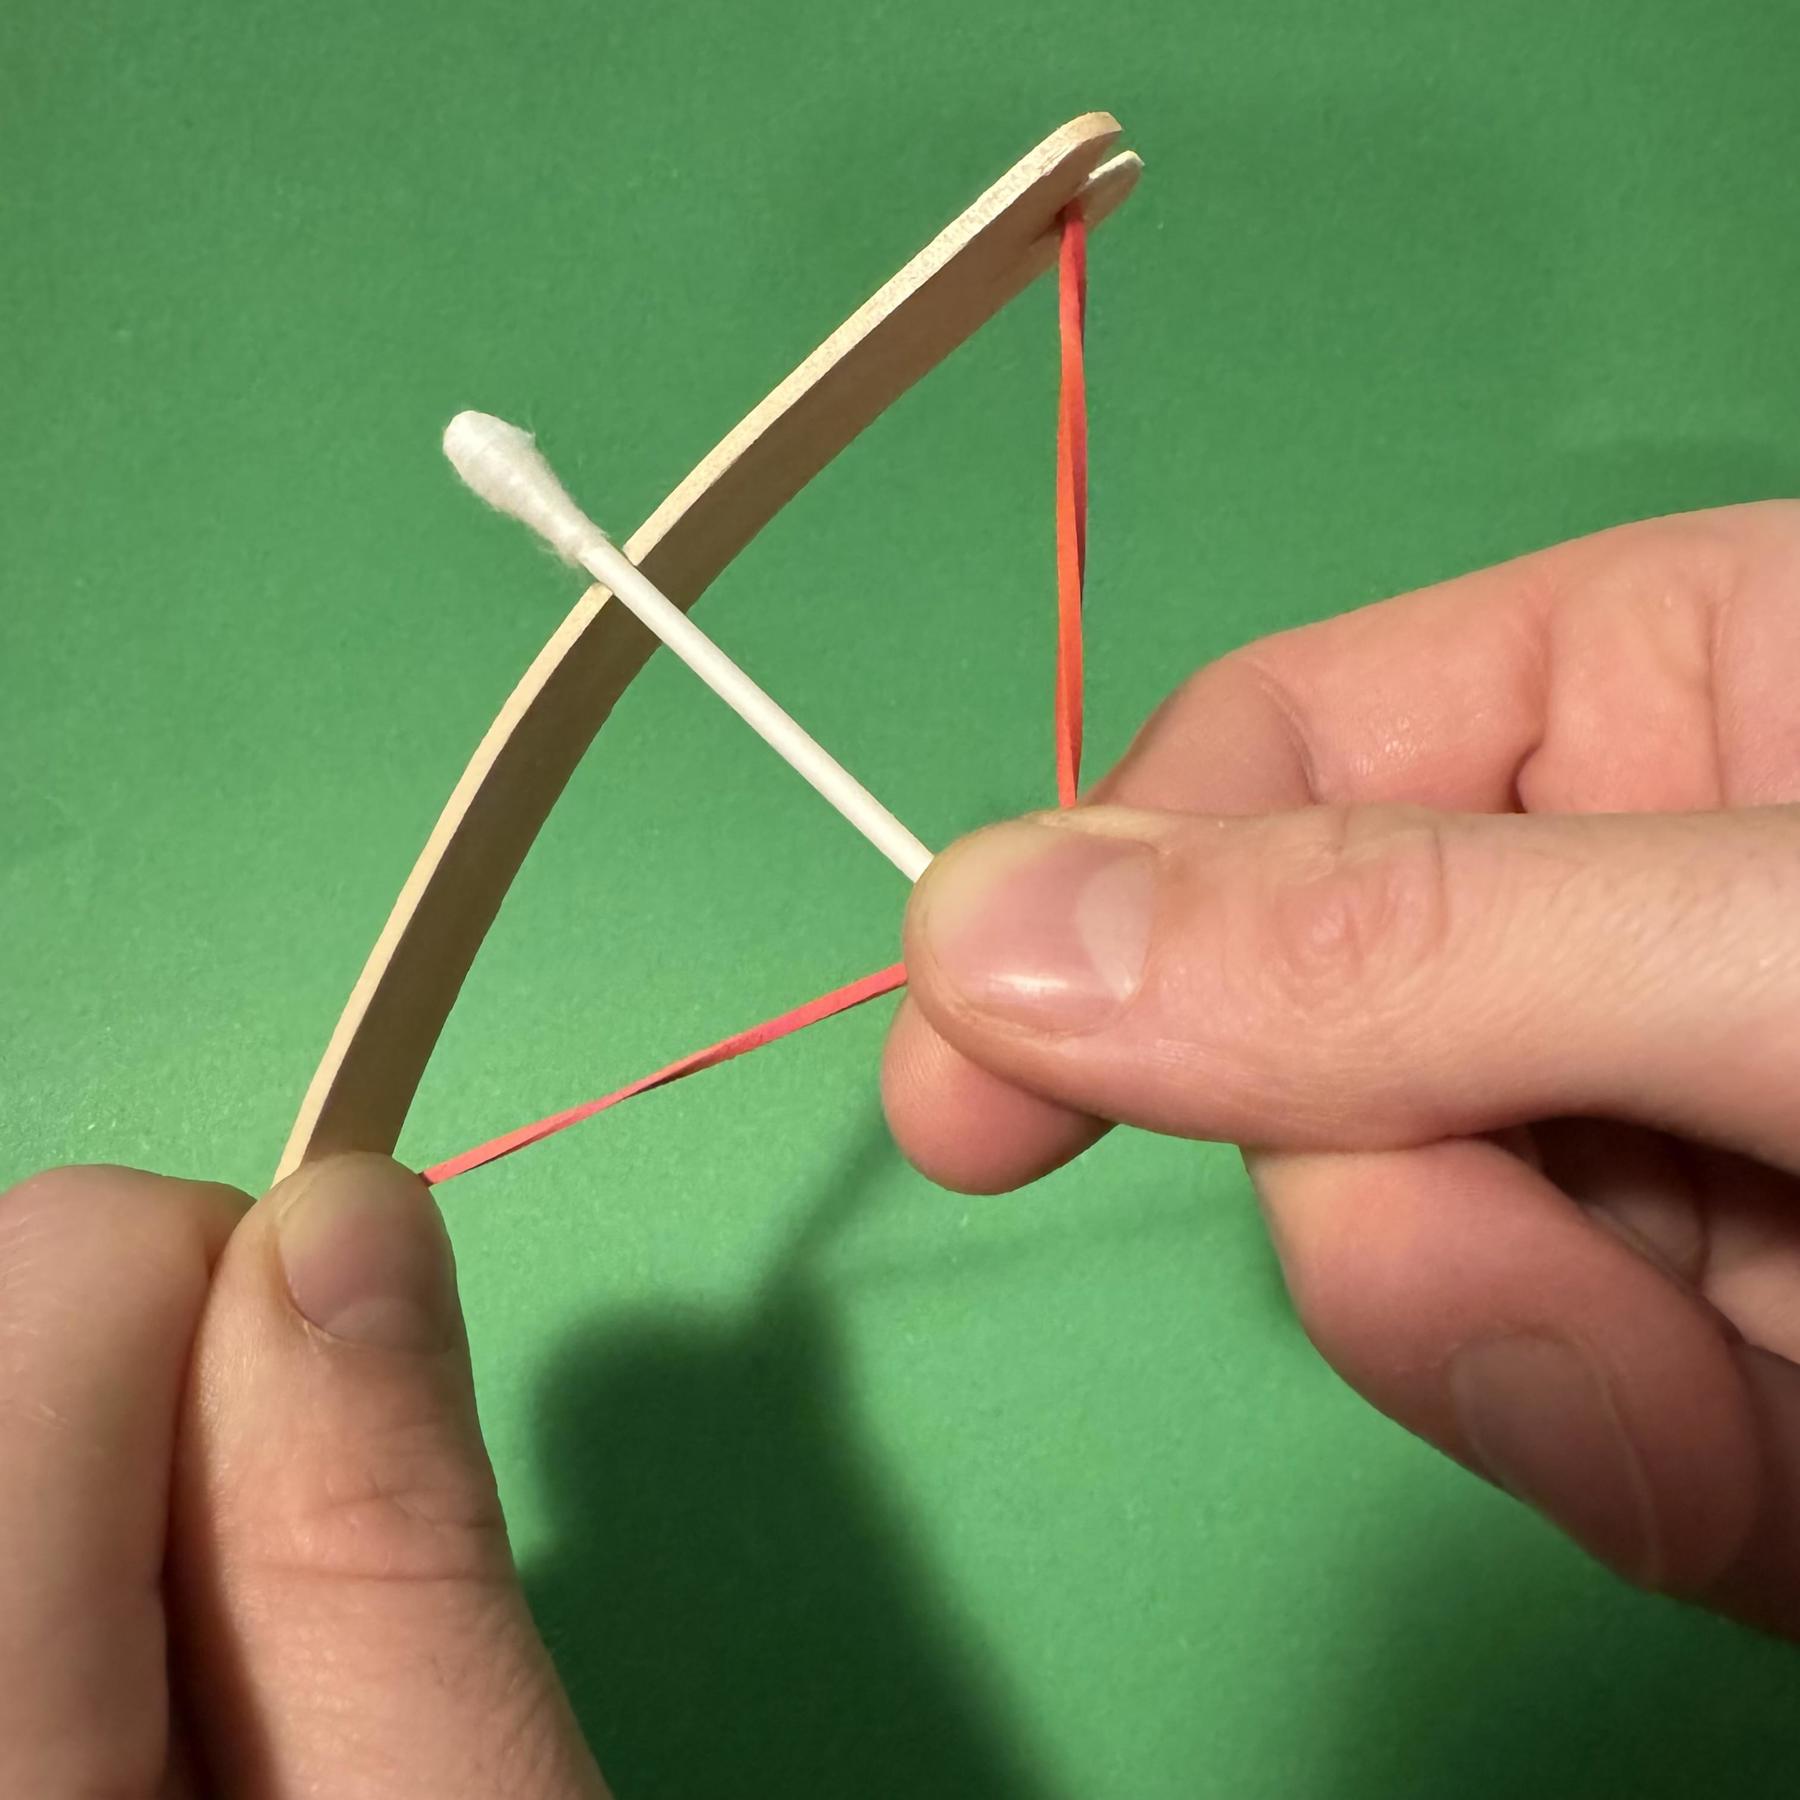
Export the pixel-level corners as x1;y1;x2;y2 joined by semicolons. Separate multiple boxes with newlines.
278;113;1141;1180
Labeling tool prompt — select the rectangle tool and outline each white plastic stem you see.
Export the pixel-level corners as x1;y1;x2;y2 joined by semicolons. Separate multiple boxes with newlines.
443;411;932;882
575;534;932;881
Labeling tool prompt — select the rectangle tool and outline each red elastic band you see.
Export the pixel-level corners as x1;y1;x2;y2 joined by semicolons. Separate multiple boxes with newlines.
422;207;1090;1187
1055;204;1088;807
421;961;907;1186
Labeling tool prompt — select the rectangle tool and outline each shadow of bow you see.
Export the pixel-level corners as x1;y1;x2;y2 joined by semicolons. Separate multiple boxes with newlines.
520;1116;1050;1800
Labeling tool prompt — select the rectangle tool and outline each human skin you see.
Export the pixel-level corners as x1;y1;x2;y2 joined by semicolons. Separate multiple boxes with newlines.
0;1156;613;1797
886;499;1800;1637
6;503;1800;1791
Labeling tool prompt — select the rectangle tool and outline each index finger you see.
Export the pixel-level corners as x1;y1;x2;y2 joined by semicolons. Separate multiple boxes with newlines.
0;1165;245;1797
1100;499;1800;818
883;499;1800;1191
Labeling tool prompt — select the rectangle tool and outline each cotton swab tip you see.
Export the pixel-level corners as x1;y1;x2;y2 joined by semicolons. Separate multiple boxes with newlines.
443;411;934;884
443;410;608;568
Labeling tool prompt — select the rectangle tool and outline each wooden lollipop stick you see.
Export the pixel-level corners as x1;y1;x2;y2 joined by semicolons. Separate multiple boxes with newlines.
443;411;933;881
277;114;1140;1180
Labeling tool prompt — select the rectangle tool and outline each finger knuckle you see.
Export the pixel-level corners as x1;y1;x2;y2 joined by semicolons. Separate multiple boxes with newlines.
239;1411;513;1589
1256;808;1456;1019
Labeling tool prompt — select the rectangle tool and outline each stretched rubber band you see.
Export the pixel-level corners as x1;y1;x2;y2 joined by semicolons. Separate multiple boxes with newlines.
421;961;907;1185
421;207;1090;1187
1055;204;1088;807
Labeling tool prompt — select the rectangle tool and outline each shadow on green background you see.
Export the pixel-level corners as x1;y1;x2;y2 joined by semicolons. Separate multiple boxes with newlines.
524;1125;1050;1799
7;1;1800;1794
521;1124;1794;1800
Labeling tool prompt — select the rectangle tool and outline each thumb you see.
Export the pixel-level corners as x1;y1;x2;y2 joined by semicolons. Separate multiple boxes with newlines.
173;1154;609;1799
902;803;1800;1164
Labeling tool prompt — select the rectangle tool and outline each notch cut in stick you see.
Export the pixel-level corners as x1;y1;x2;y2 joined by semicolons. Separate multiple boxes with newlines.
444;411;933;882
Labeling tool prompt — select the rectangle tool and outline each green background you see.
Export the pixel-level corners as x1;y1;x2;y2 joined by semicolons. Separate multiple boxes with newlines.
6;1;1799;1793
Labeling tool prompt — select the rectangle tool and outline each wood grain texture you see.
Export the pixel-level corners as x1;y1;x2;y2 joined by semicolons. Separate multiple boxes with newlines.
278;115;1141;1180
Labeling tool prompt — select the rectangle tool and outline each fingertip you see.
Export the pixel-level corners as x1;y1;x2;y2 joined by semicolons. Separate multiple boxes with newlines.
266;1155;459;1354
265;1150;431;1210
181;1149;503;1606
0;1163;248;1795
1251;1140;1760;1597
6;1160;248;1210
2;1163;248;1270
882;996;1108;1193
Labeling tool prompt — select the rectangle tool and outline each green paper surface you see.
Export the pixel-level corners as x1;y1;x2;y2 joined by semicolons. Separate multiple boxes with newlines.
5;1;1800;1792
